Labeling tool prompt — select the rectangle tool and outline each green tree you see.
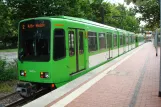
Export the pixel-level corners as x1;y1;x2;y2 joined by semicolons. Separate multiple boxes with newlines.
0;0;17;48
66;0;93;18
103;4;139;32
6;0;69;19
125;0;159;30
0;0;140;47
135;0;159;30
124;8;140;32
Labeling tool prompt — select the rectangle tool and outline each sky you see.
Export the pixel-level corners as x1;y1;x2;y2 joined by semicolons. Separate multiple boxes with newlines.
105;0;125;4
104;0;146;26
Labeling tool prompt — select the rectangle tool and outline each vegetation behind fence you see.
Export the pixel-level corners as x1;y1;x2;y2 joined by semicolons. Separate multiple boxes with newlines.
0;58;17;82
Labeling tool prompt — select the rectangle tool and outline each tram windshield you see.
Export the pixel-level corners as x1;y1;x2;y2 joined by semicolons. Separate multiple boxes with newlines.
19;20;50;62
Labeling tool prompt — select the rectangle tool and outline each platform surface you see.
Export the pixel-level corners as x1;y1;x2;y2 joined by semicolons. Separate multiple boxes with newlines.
23;42;161;107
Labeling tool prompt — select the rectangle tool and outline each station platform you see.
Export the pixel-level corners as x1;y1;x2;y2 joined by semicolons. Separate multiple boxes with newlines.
23;42;161;107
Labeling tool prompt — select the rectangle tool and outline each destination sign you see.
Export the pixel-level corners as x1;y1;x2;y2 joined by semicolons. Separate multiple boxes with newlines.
22;23;45;29
20;20;50;30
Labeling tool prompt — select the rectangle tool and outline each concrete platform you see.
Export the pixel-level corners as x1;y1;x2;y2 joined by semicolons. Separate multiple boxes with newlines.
0;52;17;62
23;42;161;107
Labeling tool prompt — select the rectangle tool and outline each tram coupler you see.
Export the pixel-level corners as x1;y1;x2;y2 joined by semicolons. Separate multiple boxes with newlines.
16;82;37;98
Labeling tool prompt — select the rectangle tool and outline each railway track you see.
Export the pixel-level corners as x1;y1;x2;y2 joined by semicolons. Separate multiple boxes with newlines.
0;92;18;101
5;98;26;107
3;88;50;107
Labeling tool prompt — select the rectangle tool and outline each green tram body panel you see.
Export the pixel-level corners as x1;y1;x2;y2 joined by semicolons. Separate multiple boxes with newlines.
18;16;144;88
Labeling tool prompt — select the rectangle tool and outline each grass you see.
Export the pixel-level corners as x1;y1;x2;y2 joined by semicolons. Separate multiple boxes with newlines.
0;58;18;93
0;80;17;93
0;48;17;52
0;57;18;93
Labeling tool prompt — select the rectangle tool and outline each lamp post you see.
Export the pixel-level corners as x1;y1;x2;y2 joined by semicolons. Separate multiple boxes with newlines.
101;6;105;24
158;0;161;97
155;29;158;56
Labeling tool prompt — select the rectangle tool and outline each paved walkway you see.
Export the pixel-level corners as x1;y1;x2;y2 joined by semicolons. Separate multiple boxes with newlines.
65;43;161;107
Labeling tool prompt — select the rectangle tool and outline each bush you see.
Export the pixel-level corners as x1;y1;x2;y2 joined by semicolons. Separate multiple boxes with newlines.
0;58;6;72
0;58;18;82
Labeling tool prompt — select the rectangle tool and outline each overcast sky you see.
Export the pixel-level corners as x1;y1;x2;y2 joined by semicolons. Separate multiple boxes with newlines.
104;0;135;9
105;0;125;4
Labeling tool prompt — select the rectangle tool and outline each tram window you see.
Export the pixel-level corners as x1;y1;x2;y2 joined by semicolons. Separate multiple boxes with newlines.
53;29;66;61
19;20;51;62
113;34;117;47
131;35;133;43
99;33;106;50
120;35;123;46
123;35;126;45
107;32;112;48
132;36;134;43
126;36;128;44
69;31;75;56
129;36;131;44
79;31;84;54
88;32;97;52
131;36;133;43
133;36;135;43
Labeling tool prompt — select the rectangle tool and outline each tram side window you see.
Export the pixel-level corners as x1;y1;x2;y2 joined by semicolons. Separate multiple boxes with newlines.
131;36;133;43
88;32;97;52
123;35;126;45
133;36;135;43
99;33;106;50
129;36;131;44
113;34;117;47
107;32;112;48
54;29;66;60
120;35;123;46
138;37;140;41
126;36;128;44
79;31;84;54
69;31;75;56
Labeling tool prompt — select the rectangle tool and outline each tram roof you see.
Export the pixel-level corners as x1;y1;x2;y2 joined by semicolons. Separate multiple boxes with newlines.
20;15;135;34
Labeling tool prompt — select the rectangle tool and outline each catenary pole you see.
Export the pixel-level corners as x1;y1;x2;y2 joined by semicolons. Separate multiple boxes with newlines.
155;29;158;56
159;0;161;97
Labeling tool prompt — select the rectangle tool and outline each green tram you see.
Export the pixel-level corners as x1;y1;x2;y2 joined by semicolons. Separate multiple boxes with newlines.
17;16;144;97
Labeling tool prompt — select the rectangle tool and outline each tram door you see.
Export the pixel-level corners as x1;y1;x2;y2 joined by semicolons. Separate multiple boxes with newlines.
68;28;85;74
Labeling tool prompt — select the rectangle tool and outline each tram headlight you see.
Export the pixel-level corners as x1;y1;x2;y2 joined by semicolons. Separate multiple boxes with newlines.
40;72;49;78
20;70;26;76
44;72;49;78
